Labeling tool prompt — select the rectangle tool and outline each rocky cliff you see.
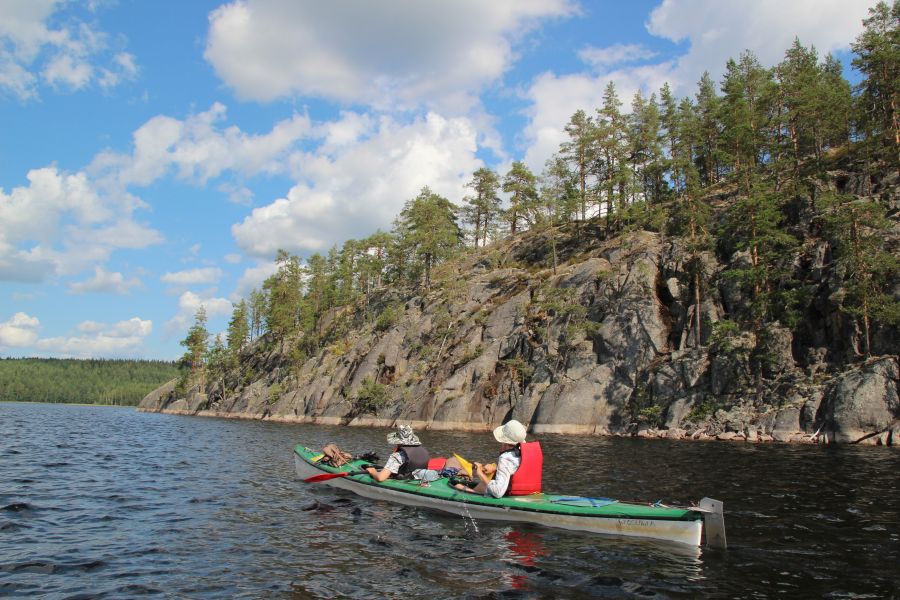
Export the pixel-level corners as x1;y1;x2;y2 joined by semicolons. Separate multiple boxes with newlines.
141;172;900;446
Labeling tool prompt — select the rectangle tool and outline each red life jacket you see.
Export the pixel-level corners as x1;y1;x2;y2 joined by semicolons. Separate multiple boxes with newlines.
508;441;543;496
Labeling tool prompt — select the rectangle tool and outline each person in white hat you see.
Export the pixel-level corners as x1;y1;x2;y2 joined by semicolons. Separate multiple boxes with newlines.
454;419;528;498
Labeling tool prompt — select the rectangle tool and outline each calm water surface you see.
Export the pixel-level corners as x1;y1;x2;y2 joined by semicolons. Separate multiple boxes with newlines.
1;402;898;599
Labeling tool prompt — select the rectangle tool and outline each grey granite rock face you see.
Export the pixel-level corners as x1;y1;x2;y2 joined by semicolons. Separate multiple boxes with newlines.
818;357;900;444
772;407;802;442
757;323;798;379
140;378;176;409
709;333;754;396
139;227;899;447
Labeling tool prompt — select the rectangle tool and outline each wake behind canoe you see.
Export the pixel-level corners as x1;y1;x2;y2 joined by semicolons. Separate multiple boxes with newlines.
293;444;726;548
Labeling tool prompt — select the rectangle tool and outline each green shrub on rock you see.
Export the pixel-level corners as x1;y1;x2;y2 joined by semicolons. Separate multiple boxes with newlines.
355;377;390;414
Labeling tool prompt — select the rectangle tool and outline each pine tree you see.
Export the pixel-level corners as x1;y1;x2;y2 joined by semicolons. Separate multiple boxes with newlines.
820;193;900;356
851;0;900;169
694;71;722;186
720;51;774;188
464;167;501;247
817;54;852;152
263;250;303;340
560;109;596;221
502;161;539;235
180;306;209;378
720;176;800;328
357;231;392;312
671;97;711;346
777;39;821;169
368;231;392;285
596;81;629;227
248;288;266;340
387;214;413;284
305;253;330;320
537;155;579;274
324;246;342;305
640;92;666;203
540;154;579;224
334;239;361;307
206;334;228;383
226;299;249;358
627;90;664;204
659;82;679;196
397;187;462;288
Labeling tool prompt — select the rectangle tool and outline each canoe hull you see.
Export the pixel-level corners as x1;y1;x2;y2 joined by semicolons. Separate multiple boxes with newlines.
294;451;704;546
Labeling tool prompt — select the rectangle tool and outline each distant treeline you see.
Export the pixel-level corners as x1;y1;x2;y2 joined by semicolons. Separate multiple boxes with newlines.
0;358;181;406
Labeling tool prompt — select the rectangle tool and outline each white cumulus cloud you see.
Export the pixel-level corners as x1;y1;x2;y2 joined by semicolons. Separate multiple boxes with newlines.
0;313;152;357
232;111;481;257
0;0;137;99
0;312;41;347
232;260;278;301
98;52;138;89
76;317;152;338
161;267;223;286
68;266;143;295
36;317;153;358
204;0;577;111
579;43;657;69
0;166;163;282
646;0;872;91
89;103;312;187
165;291;234;336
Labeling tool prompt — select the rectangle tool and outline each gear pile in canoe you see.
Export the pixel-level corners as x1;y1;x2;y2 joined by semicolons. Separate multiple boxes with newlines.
293;444;726;548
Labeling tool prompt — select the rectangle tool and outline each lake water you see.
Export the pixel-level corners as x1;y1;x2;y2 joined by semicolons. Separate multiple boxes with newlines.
1;402;898;599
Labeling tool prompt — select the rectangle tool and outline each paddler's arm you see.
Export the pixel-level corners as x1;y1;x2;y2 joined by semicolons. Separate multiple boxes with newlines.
474;462;495;485
364;466;392;482
454;463;495;494
484;455;516;498
364;451;403;482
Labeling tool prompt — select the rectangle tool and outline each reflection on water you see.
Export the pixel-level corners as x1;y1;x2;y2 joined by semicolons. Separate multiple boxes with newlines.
504;529;545;590
1;402;898;598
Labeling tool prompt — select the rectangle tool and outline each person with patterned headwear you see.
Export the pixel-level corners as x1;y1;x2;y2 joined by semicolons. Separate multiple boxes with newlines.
364;424;431;482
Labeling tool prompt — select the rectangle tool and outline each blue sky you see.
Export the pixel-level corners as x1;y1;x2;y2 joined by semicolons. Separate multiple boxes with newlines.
0;0;876;360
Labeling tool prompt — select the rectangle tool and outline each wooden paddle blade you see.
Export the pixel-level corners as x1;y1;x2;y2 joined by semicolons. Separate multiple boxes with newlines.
303;472;351;483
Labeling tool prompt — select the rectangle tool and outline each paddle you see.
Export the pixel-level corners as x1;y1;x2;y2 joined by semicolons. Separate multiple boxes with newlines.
303;472;352;483
453;453;495;480
453;453;474;478
303;467;369;483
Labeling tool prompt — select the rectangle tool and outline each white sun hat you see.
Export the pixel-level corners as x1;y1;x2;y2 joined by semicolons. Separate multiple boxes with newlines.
493;419;527;444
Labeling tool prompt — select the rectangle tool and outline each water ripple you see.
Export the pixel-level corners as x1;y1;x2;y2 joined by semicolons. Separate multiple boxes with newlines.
1;402;899;598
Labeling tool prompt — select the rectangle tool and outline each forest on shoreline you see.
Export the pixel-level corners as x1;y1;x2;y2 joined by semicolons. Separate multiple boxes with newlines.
0;358;180;406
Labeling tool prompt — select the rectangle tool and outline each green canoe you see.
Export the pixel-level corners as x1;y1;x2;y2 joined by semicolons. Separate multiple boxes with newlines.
293;444;726;548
